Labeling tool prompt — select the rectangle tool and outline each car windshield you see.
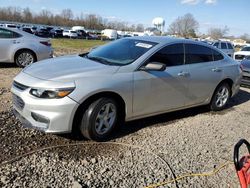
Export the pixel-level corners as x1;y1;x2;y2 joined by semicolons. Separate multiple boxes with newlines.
241;46;250;51
85;39;157;66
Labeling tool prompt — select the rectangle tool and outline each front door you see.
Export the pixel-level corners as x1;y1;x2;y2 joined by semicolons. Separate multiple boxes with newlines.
133;43;189;118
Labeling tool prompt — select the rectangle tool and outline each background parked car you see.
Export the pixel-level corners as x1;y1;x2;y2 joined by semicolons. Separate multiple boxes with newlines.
234;46;250;61
240;56;250;86
49;29;63;38
0;27;53;67
22;27;33;34
35;28;50;38
63;30;78;38
212;41;235;57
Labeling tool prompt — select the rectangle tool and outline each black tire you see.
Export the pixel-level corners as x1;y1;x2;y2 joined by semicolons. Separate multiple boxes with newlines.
80;98;119;141
210;82;231;111
15;50;36;68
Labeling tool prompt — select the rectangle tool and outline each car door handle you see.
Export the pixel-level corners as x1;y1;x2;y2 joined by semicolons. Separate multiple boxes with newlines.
178;71;190;77
212;68;222;72
13;40;20;44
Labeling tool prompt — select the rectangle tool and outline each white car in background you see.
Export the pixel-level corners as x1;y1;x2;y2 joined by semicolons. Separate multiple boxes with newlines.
234;46;250;61
63;30;78;38
0;27;53;67
101;29;118;40
212;41;235;57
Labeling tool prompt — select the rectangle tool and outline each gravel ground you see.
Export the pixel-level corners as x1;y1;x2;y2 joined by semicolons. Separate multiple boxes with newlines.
0;55;250;188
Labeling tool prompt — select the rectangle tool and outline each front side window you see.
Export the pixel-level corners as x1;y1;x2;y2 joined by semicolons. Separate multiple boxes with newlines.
221;42;227;49
185;44;213;64
86;39;157;65
148;44;184;67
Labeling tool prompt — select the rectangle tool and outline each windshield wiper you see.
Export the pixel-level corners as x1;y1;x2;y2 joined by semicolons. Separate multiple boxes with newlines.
85;55;118;65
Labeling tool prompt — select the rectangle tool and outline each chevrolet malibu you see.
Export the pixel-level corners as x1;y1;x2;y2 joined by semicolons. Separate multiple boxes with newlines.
0;27;53;67
11;37;242;140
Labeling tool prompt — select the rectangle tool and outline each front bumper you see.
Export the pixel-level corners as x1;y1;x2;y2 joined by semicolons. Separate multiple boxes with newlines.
11;84;79;133
241;71;250;86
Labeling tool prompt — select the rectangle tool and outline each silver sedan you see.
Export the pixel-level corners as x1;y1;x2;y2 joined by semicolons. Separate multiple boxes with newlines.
11;37;242;140
0;27;53;67
241;56;250;86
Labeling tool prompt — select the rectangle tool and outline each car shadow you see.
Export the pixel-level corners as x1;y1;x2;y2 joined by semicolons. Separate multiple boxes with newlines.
60;88;250;141
0;63;17;68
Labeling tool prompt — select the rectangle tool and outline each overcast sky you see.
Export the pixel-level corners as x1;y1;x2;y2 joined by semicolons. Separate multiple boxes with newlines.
1;0;249;36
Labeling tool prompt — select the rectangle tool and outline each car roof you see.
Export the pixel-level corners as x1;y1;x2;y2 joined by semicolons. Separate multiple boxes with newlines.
0;26;48;40
129;36;213;47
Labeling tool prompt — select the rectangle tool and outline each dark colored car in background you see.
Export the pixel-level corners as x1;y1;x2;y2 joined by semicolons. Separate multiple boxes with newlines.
22;27;33;34
50;29;63;38
241;56;250;86
35;28;50;38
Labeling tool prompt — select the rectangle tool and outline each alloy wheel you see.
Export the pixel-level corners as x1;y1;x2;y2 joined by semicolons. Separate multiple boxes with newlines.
95;103;117;135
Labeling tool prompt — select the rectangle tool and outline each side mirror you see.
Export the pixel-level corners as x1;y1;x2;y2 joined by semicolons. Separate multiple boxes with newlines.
141;62;166;71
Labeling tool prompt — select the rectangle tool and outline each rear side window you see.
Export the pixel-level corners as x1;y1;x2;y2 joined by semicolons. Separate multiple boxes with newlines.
185;44;213;64
0;28;21;38
227;43;233;49
149;44;184;67
212;49;224;61
221;42;227;49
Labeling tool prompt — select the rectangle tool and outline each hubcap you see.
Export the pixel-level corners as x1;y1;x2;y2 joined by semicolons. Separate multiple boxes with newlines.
215;86;229;107
95;103;116;135
17;52;34;67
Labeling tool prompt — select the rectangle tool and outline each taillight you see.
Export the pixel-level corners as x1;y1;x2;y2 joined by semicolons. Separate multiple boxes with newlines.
40;41;51;47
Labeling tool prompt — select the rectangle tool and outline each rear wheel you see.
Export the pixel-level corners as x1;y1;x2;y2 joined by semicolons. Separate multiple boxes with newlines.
80;98;118;141
15;50;36;68
210;83;231;111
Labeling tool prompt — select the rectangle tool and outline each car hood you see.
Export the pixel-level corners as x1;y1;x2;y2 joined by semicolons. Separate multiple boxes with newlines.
234;51;250;56
23;55;120;82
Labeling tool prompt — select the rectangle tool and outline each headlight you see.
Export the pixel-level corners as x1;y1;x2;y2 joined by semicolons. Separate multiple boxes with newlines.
29;88;75;99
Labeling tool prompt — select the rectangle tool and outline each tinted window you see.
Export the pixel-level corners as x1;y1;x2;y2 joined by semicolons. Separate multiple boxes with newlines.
227;43;233;49
213;42;219;48
241;47;250;51
148;44;184;67
0;28;20;38
185;44;213;64
212;49;224;61
221;42;227;49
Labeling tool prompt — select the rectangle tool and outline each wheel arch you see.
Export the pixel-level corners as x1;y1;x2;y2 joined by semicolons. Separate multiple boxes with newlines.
14;48;37;62
210;78;234;102
72;91;126;132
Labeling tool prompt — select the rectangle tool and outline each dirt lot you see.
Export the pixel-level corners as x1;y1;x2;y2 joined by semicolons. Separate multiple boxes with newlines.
0;51;250;187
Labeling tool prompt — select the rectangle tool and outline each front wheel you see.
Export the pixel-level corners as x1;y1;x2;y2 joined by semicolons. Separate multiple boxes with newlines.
80;98;118;141
210;83;231;111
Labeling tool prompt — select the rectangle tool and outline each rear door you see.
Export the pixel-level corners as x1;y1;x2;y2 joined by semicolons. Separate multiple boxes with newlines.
133;43;190;117
0;28;21;62
184;43;223;106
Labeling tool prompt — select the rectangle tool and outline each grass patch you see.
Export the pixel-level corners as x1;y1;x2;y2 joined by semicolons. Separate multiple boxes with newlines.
51;39;108;51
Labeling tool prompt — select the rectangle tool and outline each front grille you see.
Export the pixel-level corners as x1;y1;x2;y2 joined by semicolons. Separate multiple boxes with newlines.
13;94;25;110
13;81;29;91
242;76;250;81
235;55;245;60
